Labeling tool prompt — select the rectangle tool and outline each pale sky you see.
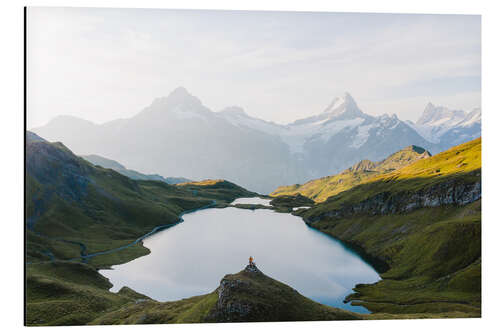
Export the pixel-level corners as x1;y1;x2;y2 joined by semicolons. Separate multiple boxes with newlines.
27;7;481;128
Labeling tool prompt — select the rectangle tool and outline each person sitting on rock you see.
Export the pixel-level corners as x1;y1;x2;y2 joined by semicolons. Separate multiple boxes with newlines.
249;256;254;265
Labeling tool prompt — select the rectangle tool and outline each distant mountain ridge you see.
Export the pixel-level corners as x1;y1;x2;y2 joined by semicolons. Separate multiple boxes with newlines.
32;87;479;193
407;102;481;147
270;145;432;202
81;154;191;184
25;130;254;263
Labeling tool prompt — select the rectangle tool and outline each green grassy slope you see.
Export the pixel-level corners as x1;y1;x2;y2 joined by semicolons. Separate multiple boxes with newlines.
25;132;256;325
26;133;255;266
270;145;431;202
297;138;481;316
26;262;149;326
269;193;315;209
303;138;480;216
26;131;481;324
90;264;361;324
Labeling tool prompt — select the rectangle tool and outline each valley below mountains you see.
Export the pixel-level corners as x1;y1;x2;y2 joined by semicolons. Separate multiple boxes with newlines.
272;138;481;316
26;128;481;324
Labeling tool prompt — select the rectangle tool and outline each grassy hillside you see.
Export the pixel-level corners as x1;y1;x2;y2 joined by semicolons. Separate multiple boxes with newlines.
303;138;480;216
90;264;361;324
271;145;431;202
269;194;315;209
26;132;255;266
25;132;256;325
297;138;481;316
25;132;481;324
26;261;152;326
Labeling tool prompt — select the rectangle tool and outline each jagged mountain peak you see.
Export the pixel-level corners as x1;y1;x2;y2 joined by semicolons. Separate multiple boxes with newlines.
378;145;431;171
410;103;480;146
290;92;367;126
401;145;430;155
150;86;202;109
348;159;377;173
324;92;355;110
136;87;212;122
168;86;190;99
417;103;466;126
322;92;363;118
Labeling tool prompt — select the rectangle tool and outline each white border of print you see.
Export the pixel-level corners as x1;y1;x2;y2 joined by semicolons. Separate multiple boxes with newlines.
1;0;498;332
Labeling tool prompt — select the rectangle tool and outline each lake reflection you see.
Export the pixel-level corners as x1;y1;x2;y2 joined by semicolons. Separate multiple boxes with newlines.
100;198;380;313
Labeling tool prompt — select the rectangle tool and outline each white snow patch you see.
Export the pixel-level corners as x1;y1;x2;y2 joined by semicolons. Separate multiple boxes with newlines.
217;112;285;136
282;117;365;153
350;124;374;149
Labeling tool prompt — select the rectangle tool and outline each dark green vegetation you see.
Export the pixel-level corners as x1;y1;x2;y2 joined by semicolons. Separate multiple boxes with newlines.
270;194;315;209
25;131;255;325
26;262;152;326
26;129;481;324
90;264;361;324
270;145;432;202
26;131;254;266
291;138;481;317
82;154;191;184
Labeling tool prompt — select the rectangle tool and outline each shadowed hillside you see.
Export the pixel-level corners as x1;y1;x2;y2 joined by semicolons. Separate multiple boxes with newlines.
25;132;256;325
26;131;255;266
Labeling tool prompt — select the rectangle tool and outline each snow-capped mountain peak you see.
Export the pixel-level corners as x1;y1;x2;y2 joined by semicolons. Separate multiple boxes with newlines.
408;103;480;146
458;108;481;127
416;103;466;127
138;87;209;122
321;92;365;120
323;92;356;112
290;92;368;127
149;87;203;110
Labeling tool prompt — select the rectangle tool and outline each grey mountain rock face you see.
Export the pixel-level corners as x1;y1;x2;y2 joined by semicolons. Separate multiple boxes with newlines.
305;172;481;224
33;88;302;194
32;88;479;194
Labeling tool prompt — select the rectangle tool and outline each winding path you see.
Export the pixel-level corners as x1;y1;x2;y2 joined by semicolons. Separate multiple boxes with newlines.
27;200;217;265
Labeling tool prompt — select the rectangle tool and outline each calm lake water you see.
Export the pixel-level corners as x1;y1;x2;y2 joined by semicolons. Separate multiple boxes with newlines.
232;197;272;206
100;197;380;313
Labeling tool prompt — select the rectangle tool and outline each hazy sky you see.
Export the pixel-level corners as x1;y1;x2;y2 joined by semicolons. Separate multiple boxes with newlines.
27;7;481;128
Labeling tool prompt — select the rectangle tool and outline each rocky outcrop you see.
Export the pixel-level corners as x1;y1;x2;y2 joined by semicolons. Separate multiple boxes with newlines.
207;263;360;322
305;174;481;223
212;264;261;321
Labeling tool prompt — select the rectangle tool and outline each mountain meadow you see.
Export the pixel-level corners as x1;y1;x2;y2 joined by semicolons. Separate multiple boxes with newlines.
25;125;481;325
